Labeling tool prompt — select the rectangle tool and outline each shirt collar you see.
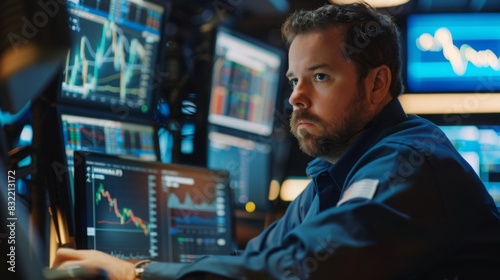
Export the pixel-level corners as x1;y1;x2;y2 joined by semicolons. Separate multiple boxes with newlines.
306;98;408;208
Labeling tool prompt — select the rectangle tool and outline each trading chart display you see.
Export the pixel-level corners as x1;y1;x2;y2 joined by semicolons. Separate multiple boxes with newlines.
61;113;157;163
62;0;165;113
438;125;500;206
160;168;232;263
407;13;500;92
74;152;235;262
207;129;272;212
61;112;157;204
208;27;283;136
79;157;159;259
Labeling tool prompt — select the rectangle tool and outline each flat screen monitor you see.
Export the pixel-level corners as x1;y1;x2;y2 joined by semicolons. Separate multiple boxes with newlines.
60;0;167;114
420;113;500;207
74;151;235;262
206;127;273;212
406;13;500;93
208;27;284;136
58;106;158;205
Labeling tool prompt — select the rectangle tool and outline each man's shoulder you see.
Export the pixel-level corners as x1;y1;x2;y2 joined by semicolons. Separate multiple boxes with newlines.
379;114;451;151
358;114;461;172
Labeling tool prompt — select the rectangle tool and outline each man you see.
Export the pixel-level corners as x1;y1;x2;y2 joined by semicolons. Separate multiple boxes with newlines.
53;2;500;279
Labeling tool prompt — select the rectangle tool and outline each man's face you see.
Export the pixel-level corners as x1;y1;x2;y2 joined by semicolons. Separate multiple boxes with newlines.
286;28;372;161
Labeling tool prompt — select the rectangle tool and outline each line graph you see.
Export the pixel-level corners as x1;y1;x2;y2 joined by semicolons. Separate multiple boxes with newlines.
96;183;150;236
65;20;150;98
416;27;500;76
62;5;160;111
79;125;105;151
165;180;225;231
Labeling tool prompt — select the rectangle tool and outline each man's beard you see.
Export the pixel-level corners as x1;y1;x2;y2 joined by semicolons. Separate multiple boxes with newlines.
290;91;368;162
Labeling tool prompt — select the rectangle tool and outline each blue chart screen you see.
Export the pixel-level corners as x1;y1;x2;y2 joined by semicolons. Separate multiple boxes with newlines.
161;170;232;263
439;125;500;206
84;160;159;260
207;130;272;212
208;28;283;136
407;14;500;92
62;0;164;113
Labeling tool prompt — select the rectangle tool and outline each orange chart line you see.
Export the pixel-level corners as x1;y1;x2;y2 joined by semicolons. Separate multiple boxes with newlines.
95;183;150;236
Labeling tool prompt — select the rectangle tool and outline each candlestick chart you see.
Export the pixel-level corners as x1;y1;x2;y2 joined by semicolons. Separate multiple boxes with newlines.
89;167;159;259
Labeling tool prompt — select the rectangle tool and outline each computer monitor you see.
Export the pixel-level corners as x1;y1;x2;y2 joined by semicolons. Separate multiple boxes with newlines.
60;0;168;114
43;105;159;246
420;113;500;207
74;151;235;262
206;126;273;212
208;27;284;136
406;13;500;93
58;106;158;203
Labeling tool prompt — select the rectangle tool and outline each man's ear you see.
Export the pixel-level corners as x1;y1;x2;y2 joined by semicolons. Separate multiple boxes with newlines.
365;65;391;105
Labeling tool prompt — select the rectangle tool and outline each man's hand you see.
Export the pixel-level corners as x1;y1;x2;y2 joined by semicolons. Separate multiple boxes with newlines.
52;248;136;280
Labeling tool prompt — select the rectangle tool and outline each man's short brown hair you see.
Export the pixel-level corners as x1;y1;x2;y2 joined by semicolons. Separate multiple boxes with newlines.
282;2;404;97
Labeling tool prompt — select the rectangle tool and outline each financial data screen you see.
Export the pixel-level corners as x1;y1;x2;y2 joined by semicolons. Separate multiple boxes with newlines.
207;129;272;212
208;28;283;136
79;156;160;259
76;153;235;262
62;0;165;113
407;13;500;92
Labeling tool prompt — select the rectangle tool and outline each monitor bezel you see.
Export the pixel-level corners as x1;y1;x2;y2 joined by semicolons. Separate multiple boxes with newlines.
57;104;161;162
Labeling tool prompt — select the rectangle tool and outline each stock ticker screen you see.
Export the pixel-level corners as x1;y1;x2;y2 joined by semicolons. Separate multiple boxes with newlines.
406;13;500;93
207;129;273;212
60;111;157;204
74;152;235;262
61;0;166;114
438;125;500;207
208;27;284;136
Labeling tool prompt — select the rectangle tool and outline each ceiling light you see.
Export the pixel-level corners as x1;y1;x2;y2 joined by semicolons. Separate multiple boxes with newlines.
331;0;410;8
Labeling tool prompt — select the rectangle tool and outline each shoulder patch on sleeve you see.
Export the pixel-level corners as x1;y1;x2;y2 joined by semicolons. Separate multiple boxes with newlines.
337;179;379;206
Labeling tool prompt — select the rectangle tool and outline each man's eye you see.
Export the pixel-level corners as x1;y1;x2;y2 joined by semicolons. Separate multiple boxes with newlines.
314;73;327;81
289;79;298;89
